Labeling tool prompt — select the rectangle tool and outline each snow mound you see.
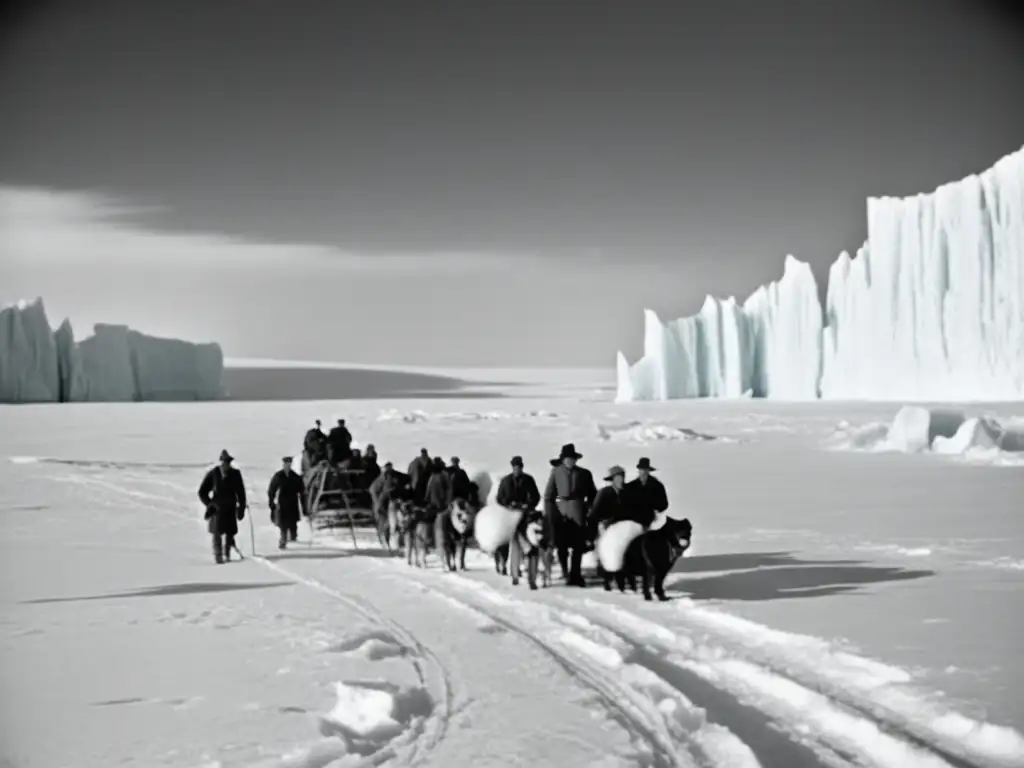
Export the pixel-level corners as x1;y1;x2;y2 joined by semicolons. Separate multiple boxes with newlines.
473;504;523;554
595;420;718;443
318;680;432;755
596;520;645;573
617;146;1024;401
830;406;1024;463
0;298;224;403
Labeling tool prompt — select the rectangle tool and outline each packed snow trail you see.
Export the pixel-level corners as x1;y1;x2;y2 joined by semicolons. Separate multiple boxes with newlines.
7;461;691;767
5;456;1023;768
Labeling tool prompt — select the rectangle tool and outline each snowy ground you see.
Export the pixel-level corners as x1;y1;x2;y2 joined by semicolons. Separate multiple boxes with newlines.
2;387;1023;767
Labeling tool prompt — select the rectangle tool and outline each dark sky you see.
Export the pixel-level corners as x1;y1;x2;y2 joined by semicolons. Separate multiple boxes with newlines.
1;1;1022;366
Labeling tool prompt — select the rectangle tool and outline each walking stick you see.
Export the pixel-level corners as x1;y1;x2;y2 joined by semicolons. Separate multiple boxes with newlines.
246;504;256;557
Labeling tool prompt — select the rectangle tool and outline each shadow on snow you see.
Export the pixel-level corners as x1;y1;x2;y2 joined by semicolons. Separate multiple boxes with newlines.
665;550;934;601
21;581;295;604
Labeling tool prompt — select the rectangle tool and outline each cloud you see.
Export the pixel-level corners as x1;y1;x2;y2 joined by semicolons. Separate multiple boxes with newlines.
0;186;523;273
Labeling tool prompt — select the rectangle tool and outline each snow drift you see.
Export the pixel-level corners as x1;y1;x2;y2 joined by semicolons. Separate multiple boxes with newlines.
832;405;1024;462
617;146;1024;401
0;298;224;403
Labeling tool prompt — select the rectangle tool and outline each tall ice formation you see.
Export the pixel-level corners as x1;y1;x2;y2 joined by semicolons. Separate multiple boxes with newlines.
0;298;224;403
616;146;1024;401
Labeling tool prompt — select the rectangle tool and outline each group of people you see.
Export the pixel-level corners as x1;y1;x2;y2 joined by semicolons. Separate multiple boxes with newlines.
497;442;669;588
197;427;670;587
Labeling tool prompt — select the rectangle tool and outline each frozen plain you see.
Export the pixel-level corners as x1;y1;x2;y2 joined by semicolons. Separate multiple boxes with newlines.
2;369;1024;768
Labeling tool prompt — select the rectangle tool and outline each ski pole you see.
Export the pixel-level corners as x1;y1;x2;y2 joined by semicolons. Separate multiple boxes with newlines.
246;504;256;557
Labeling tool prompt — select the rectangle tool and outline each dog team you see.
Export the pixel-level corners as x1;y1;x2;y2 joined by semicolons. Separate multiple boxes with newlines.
198;440;693;603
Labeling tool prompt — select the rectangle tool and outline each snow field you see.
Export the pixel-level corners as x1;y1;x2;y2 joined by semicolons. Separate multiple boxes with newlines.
2;397;1023;767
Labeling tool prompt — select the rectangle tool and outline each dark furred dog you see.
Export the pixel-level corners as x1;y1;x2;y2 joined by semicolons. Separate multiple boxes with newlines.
435;499;475;572
615;517;693;601
398;504;435;568
511;510;554;590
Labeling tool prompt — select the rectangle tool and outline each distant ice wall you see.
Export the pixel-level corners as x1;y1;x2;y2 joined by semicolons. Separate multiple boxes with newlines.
617;146;1024;401
0;298;224;403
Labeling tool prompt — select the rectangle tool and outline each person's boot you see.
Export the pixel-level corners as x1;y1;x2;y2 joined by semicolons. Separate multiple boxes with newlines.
212;536;223;564
289;526;298;543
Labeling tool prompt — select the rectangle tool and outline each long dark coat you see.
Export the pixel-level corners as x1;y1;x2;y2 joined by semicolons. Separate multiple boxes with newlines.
495;471;541;510
198;466;248;535
588;484;635;533
267;469;307;526
543;464;598;525
446;466;472;504
626;475;668;527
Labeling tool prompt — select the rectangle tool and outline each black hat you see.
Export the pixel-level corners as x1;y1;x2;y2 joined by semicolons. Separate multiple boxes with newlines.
636;457;656;471
384;460;393;469
315;419;321;427
450;456;460;464
510;455;524;467
550;443;582;465
219;449;234;463
282;455;293;463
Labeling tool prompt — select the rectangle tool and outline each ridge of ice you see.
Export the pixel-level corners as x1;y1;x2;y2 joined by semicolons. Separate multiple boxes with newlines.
0;298;224;403
617;146;1024;401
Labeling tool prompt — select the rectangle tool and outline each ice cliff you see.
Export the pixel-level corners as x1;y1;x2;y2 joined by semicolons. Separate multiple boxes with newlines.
617;146;1024;401
0;299;224;403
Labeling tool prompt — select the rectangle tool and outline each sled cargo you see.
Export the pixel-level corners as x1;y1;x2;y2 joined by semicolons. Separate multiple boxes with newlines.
303;457;375;530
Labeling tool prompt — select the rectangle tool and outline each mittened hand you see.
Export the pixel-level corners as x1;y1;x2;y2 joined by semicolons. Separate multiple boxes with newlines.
237;509;244;521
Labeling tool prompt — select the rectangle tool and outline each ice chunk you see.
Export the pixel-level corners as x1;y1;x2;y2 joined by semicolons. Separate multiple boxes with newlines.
884;406;965;453
617;146;1024;401
0;298;225;403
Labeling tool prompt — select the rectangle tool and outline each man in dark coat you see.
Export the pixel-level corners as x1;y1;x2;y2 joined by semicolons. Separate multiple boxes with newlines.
423;457;450;514
542;443;597;587
362;444;381;487
446;456;472;505
267;455;308;549
407;448;432;505
369;461;406;517
303;420;327;466
625;457;667;528
327;418;353;465
588;465;633;536
198;449;248;564
496;455;542;578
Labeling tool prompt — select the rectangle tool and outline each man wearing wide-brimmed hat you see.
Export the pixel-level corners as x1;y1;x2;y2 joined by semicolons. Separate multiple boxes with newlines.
268;455;309;550
588;465;631;534
197;449;249;564
626;457;668;527
542;443;597;587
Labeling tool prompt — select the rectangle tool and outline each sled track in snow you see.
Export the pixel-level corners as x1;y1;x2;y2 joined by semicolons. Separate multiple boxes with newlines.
367;558;1012;768
372;563;741;768
49;468;454;768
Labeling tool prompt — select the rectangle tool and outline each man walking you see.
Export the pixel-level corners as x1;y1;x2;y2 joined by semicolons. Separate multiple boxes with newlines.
268;455;308;549
198;449;248;564
542;443;597;587
495;455;542;579
626;457;667;527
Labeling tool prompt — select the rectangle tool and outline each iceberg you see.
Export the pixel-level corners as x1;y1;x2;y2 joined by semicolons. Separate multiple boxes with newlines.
617;146;1024;401
0;298;224;403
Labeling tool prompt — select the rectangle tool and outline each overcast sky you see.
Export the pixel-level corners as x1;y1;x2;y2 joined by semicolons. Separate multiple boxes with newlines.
1;0;1022;366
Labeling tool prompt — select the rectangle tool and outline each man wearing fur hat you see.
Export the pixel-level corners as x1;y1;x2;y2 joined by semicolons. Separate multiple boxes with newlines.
198;450;248;564
542;443;597;587
267;455;308;550
626;457;668;527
